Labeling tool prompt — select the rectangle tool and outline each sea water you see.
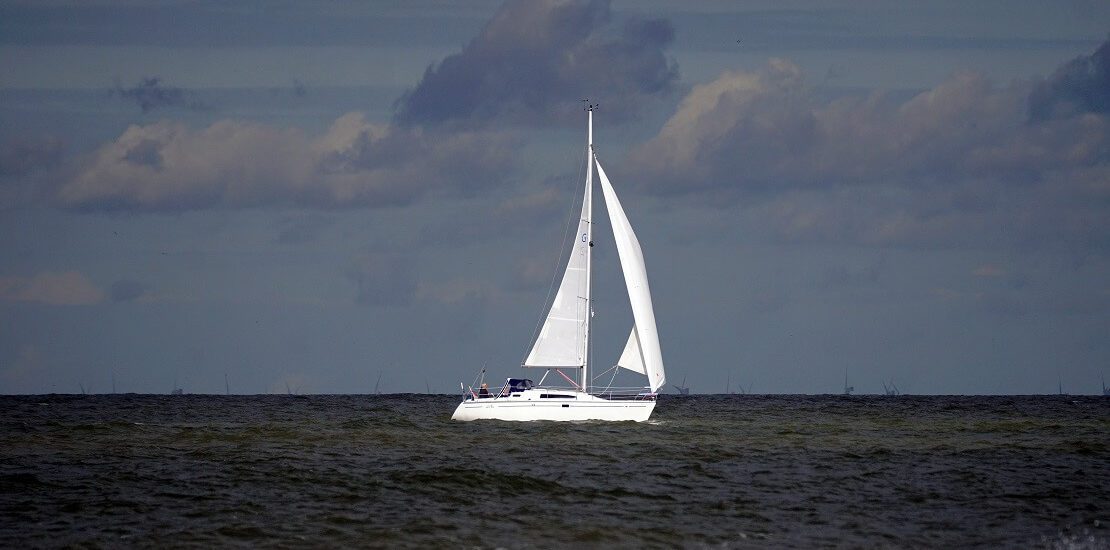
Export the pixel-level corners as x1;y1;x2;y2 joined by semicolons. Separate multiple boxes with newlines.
1;394;1107;547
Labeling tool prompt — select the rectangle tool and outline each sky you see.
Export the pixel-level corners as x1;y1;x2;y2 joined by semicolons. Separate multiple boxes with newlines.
1;0;1108;395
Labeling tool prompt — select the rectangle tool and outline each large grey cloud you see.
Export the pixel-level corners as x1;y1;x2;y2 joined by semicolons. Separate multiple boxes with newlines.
1028;37;1110;121
393;0;678;127
627;42;1110;250
56;112;515;212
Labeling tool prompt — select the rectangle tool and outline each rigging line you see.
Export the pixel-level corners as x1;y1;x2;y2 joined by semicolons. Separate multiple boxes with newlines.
554;368;581;390
588;298;595;392
601;364;620;394
592;363;620;394
522;140;590;363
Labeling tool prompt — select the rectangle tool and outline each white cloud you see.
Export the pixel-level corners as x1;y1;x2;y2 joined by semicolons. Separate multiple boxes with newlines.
57;112;515;212
0;271;104;305
627;55;1110;250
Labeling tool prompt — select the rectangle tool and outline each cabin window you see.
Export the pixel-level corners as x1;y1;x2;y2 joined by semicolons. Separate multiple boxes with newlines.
540;394;574;399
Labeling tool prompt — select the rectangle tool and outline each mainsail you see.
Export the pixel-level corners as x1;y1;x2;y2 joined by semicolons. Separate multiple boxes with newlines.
522;157;592;368
596;159;666;392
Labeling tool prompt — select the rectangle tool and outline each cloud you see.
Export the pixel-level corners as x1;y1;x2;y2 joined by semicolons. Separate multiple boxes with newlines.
109;279;147;302
47;2;667;214
393;0;678;127
345;252;417;307
57;112;515;212
113;77;207;113
291;78;308;99
0;271;104;305
627;41;1110;250
972;264;1007;278
629;60;1073;194
1028;38;1110;121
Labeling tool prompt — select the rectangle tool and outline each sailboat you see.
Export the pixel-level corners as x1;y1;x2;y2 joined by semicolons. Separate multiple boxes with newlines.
672;375;690;395
452;105;665;422
881;380;900;396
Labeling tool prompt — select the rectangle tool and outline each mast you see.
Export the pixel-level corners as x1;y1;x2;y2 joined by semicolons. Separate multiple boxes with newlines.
583;103;594;392
521;104;595;373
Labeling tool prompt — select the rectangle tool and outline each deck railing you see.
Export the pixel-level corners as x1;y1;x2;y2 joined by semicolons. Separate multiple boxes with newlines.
463;384;656;402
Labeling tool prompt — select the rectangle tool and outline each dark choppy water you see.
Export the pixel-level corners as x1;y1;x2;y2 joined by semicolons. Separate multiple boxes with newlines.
1;394;1107;548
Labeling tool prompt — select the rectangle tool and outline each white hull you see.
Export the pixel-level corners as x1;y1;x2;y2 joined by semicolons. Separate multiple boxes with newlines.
451;390;656;422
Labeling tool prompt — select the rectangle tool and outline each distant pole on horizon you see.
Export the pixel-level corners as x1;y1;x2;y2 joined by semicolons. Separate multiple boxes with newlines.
225;372;230;395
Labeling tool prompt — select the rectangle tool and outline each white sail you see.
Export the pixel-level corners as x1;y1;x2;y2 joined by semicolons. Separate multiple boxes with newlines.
615;327;646;375
595;159;666;392
523;163;592;368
